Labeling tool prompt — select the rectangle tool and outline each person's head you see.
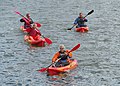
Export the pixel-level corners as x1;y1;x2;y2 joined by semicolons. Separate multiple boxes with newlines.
59;44;65;52
32;23;37;29
26;13;30;18
79;12;83;18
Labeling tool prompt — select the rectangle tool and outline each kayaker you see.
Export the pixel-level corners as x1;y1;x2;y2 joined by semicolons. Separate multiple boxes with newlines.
28;23;42;40
52;44;72;67
68;12;88;30
20;13;34;29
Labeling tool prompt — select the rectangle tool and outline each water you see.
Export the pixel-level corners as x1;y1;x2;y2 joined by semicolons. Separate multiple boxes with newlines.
0;0;120;86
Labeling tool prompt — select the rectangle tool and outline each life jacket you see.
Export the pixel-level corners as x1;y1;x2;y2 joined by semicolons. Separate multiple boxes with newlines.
77;17;85;25
52;50;72;63
58;51;68;60
28;28;41;39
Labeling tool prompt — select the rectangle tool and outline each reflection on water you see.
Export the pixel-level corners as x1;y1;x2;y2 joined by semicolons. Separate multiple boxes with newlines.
47;70;78;86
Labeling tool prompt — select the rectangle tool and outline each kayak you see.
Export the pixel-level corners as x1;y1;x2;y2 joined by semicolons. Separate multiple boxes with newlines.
75;26;89;32
47;59;78;76
24;35;46;47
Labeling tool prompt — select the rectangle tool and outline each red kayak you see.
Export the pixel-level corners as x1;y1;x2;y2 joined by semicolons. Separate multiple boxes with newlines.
24;35;46;47
47;59;78;76
75;27;89;32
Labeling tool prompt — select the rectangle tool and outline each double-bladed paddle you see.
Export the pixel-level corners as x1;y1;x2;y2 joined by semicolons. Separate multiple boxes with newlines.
38;43;80;72
67;10;94;30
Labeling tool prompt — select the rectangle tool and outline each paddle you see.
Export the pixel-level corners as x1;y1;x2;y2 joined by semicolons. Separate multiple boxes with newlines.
41;35;52;45
15;11;29;24
15;11;41;27
67;10;94;30
38;43;80;72
83;10;94;18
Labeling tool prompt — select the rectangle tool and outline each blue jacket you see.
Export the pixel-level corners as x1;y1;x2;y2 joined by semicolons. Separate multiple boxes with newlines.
74;17;88;27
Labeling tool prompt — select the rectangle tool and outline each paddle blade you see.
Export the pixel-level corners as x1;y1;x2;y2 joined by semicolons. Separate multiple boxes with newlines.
67;26;74;30
15;11;21;15
87;10;94;15
15;11;24;18
38;68;48;72
44;37;52;45
34;22;41;28
69;44;80;53
67;28;72;30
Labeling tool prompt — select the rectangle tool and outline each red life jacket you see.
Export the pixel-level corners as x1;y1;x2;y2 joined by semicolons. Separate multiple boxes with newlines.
28;28;41;37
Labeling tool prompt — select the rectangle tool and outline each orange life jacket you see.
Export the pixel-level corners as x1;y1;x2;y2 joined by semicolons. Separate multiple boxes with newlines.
52;50;72;63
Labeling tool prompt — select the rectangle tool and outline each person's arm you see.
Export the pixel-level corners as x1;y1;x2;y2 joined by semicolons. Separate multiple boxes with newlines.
30;18;34;24
20;17;30;24
74;17;79;25
65;50;72;62
20;18;25;22
52;52;60;63
71;18;78;28
68;52;72;58
67;18;78;30
66;50;72;58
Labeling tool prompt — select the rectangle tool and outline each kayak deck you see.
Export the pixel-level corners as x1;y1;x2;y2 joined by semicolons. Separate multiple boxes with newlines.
75;27;89;32
47;59;78;76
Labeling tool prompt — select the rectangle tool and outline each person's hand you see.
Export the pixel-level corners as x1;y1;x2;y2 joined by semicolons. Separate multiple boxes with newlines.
52;64;55;67
64;52;68;55
52;62;55;67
